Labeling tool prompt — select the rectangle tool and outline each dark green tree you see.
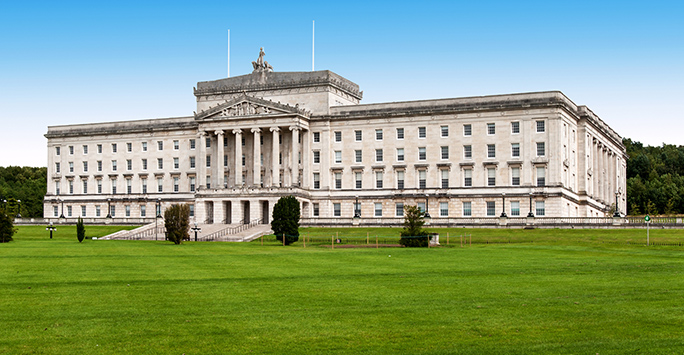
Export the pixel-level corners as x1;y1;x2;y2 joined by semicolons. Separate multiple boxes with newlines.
76;217;85;242
164;204;190;244
399;205;428;247
271;195;300;245
0;207;16;243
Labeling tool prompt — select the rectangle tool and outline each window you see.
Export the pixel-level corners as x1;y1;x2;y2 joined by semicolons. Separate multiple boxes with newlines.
440;202;448;217
173;157;179;169
242;154;245;166
487;144;496;158
537;142;545;157
142;159;147;170
173;177;179;192
354;202;361;217
418;170;426;189
111;178;117;194
537;167;546;186
417;202;425;213
334;131;342;142
69;162;74;173
56;146;61;156
157;177;163;192
69;146;74;155
487;201;496;216
155;141;162;151
157;158;163;170
97;160;102;172
438;125;449;138
206;155;211;168
487;168;496;186
82;161;88;172
536;120;545;133
313;132;320;143
69;180;73;194
83;145;88;154
109;205;115;218
487;123;495;135
511;122;520;134
313;203;319;217
458;145;470;160
376;149;383;162
190;156;195;169
536;201;546;216
189;139;195;150
464;169;472;187
126;178;132;194
355;172;362;189
511;143;520;158
173;140;179;150
511;201;520;216
82;180;88;194
418;126;426;138
127;159;132;171
313;151;320;164
67;206;72;217
112;144;117;153
396;128;404;140
141;178;147;194
463;124;472;136
53;205;59;217
374;203;383;217
334;172;342;189
206;137;211;148
441;146;449;160
355;130;362;141
397;148;404;162
333;203;341;217
441;169;449;188
125;205;130;217
418;147;426;160
55;181;60;195
97;144;102;154
375;129;383;140
355;150;362;163
397;170;405;189
140;205;146;217
395;203;404;217
142;142;148;151
334;151;342;164
126;142;132;152
95;205;101;217
375;171;383;188
189;177;195;192
111;160;117;171
511;167;520;186
55;162;60;173
97;179;102;194
313;173;320;189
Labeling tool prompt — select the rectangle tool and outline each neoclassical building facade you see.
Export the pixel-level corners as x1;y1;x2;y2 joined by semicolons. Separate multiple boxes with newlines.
44;56;627;224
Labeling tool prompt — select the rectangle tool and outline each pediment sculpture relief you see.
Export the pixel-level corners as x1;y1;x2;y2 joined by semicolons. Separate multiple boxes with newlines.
221;102;277;117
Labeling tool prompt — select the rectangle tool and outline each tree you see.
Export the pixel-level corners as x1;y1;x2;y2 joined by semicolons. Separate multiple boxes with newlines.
271;196;300;245
76;217;85;242
399;205;428;247
164;204;190;244
0;207;15;243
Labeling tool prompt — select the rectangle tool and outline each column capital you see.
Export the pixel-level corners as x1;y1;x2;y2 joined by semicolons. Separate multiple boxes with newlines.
198;131;207;137
251;127;261;134
289;126;301;132
269;126;280;133
214;130;224;136
232;128;242;135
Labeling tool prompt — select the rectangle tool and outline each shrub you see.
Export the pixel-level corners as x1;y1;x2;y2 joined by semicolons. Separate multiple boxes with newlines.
399;205;428;247
0;207;15;243
164;204;190;244
271;196;300;245
76;217;85;243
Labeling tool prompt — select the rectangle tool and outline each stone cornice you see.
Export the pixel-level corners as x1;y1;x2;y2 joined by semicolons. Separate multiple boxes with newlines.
45;116;196;139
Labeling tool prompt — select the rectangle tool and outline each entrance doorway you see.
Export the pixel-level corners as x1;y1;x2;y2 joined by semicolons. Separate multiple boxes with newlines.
243;201;250;224
224;201;232;224
205;201;214;224
262;201;269;224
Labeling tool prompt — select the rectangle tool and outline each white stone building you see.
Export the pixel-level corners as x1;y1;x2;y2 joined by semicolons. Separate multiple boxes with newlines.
44;56;627;225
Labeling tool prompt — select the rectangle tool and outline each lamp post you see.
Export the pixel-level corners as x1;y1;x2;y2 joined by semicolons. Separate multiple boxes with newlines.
352;195;360;226
500;192;507;218
155;198;161;241
46;222;56;239
106;198;112;219
191;222;201;242
58;198;65;219
613;188;621;217
527;192;535;218
16;200;21;219
423;193;431;225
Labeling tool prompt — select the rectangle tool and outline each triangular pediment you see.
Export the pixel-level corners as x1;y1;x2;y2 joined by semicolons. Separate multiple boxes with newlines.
194;93;309;121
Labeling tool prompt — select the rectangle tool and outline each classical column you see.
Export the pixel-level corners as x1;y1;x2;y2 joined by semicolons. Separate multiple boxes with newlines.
290;126;300;186
270;127;280;187
251;128;261;186
301;129;310;189
215;130;224;188
198;131;207;189
233;129;243;186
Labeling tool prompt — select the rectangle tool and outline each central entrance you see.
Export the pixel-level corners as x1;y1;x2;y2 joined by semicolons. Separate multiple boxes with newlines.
243;201;250;224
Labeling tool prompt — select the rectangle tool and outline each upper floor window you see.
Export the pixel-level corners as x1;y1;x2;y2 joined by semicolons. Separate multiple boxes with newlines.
537;142;546;157
142;142;147;151
418;147;426;160
397;148;404;162
418;127;426;139
55;146;61;156
396;128;404;140
157;141;163;151
334;151;342;164
97;144;102;154
313;132;320;143
464;145;472;159
376;129;383;140
487;144;496;158
313;151;320;164
111;144;117;153
82;145;88;154
334;131;342;142
376;149;383;162
189;139;195;150
511;143;520;158
536;120;545;133
355;130;362;141
355;150;362;163
441;146;449;160
511;122;520;134
441;126;448;137
126;142;132;152
487;123;495;135
463;124;472;136
173;140;179;150
69;146;74;155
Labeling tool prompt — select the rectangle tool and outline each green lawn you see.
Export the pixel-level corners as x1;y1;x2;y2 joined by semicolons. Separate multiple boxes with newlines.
1;226;684;354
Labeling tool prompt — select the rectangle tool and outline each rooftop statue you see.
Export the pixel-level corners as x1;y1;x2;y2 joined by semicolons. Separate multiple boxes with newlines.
252;47;273;73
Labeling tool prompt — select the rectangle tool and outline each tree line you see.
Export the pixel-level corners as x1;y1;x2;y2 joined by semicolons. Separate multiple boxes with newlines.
0;166;47;218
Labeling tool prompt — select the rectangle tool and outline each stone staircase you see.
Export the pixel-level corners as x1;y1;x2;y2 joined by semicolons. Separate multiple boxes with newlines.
103;219;271;242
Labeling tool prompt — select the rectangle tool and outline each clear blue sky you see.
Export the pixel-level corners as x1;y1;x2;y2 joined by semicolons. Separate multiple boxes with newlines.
1;0;682;166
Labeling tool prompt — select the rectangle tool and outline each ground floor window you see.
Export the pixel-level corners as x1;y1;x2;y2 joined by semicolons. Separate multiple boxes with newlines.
313;203;319;217
439;202;448;217
510;201;520;216
333;203;341;217
536;201;546;216
486;201;496;216
395;203;404;217
463;202;471;217
374;203;382;217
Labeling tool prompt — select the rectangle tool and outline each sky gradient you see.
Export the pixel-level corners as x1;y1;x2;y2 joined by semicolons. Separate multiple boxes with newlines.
1;0;683;167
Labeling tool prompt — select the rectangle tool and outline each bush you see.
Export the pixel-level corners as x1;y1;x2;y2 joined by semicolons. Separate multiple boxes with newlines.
76;217;85;243
0;207;15;243
164;204;190;244
399;205;428;247
271;196;300;245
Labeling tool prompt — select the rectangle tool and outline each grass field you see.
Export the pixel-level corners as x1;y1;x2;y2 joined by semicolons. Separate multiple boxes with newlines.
1;226;684;354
